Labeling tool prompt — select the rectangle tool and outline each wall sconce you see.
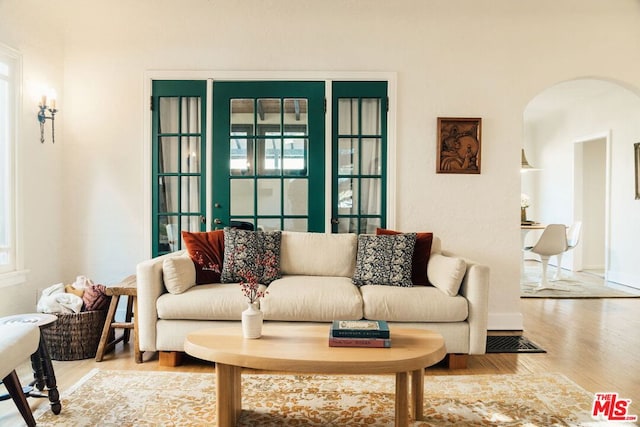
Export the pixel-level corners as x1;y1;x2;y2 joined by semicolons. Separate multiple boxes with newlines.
37;94;57;143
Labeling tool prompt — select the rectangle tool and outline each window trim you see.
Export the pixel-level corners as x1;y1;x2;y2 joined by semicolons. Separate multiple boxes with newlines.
142;71;397;259
0;43;27;288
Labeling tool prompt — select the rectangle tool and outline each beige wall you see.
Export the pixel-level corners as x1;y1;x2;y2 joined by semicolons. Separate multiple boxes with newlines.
2;0;640;327
0;5;65;314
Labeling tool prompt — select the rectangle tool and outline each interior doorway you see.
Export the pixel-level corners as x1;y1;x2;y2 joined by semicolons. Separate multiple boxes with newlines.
573;135;608;277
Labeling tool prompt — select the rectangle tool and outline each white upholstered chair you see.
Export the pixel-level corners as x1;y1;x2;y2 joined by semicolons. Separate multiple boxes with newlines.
553;221;582;281
523;224;568;291
0;323;41;427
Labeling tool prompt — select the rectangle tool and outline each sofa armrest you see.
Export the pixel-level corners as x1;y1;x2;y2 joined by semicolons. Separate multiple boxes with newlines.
442;251;490;354
136;250;186;352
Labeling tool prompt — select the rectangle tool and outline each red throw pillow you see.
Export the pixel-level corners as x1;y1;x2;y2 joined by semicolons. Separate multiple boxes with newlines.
376;228;433;285
182;230;225;284
82;284;110;311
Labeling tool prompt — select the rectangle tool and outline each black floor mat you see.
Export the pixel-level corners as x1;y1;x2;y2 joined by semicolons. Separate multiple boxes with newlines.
486;335;546;353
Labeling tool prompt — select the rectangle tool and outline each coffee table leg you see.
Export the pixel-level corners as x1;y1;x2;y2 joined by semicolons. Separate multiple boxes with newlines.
395;372;409;427
216;363;241;427
411;368;424;420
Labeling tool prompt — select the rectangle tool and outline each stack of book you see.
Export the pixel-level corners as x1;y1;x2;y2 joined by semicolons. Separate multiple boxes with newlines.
328;320;391;348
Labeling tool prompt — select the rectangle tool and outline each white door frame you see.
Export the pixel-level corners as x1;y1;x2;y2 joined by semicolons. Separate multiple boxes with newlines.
572;130;611;277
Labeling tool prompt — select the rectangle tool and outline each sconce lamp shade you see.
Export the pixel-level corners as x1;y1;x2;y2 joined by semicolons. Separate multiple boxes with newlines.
521;149;540;172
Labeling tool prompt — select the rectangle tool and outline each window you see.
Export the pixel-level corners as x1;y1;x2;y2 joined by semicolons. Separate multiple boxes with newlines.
0;45;19;279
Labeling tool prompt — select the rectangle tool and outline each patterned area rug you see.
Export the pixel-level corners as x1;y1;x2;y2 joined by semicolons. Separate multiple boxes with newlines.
33;369;609;426
521;263;640;298
521;280;640;298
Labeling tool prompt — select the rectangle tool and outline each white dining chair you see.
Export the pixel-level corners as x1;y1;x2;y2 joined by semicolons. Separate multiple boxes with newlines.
554;221;582;281
523;224;568;291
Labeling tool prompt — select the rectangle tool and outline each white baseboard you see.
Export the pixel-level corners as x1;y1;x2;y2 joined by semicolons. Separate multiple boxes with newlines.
487;312;524;331
606;271;640;290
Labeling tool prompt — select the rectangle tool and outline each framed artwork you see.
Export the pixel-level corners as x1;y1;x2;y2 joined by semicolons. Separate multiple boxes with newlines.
635;143;640;200
437;117;482;174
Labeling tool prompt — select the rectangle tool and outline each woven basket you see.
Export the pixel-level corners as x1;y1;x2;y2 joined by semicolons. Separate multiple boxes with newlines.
41;310;108;360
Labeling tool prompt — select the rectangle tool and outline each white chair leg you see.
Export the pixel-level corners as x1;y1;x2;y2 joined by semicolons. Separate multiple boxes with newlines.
533;256;555;291
539;256;550;286
553;253;563;281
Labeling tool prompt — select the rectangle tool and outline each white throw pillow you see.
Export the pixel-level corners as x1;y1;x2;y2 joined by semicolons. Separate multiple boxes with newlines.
427;253;466;296
163;255;197;294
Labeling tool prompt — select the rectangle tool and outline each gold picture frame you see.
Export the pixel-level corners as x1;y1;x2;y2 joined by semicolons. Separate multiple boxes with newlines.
437;117;482;174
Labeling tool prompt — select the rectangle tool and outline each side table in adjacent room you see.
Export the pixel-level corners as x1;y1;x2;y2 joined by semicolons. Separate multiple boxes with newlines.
0;313;62;415
95;275;142;363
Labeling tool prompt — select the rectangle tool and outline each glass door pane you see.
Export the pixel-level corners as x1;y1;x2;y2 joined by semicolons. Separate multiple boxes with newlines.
152;81;207;256
332;82;388;234
212;82;325;232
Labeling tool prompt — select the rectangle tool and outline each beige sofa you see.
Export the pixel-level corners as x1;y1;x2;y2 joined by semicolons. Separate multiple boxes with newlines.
137;231;490;367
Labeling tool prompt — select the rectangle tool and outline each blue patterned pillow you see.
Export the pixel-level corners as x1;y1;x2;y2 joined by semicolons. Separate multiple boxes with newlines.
221;228;282;285
352;233;416;287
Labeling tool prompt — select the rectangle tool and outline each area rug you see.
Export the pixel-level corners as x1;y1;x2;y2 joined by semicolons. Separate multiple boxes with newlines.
521;280;640;298
521;262;640;299
33;369;613;426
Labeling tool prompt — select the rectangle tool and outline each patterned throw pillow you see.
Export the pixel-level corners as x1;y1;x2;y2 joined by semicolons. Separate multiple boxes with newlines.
221;228;282;285
82;284;110;311
352;233;417;287
182;230;225;284
376;228;434;285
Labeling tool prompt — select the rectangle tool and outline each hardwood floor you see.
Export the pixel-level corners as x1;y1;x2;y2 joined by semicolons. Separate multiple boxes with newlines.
1;285;639;425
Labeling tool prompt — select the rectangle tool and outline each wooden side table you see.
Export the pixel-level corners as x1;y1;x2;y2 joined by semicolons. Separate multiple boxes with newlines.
95;275;142;363
0;313;62;415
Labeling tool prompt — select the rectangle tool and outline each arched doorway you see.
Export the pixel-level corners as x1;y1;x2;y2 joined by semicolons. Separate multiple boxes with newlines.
522;78;640;288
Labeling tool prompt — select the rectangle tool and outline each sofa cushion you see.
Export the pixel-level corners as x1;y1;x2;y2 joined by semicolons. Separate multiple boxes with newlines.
260;276;363;321
157;283;267;320
182;230;224;284
221;228;281;285
280;232;358;277
376;228;434;285
360;284;468;322
427;253;467;296
162;255;197;295
352;233;416;287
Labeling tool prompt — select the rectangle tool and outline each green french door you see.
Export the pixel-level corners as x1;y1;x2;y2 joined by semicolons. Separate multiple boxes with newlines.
151;80;207;256
332;81;388;234
212;82;325;232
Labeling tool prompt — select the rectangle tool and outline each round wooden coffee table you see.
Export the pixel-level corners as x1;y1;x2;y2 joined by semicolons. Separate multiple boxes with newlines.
185;324;446;427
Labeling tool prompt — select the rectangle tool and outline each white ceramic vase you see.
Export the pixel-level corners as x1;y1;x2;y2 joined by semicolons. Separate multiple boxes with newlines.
242;301;263;339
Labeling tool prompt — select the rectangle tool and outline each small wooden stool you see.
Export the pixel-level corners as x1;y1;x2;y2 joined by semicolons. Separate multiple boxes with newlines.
95;275;142;363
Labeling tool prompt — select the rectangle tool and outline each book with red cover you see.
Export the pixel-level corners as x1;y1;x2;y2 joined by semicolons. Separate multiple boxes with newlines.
328;332;391;348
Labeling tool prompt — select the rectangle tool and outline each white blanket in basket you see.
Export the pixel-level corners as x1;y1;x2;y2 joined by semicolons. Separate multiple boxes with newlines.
37;283;83;314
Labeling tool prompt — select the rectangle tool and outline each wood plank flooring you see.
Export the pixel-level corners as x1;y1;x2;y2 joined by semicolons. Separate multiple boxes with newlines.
1;274;639;425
